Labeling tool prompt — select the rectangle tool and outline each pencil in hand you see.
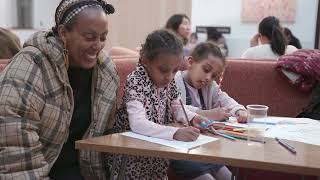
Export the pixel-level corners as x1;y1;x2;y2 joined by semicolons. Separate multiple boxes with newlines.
179;99;191;126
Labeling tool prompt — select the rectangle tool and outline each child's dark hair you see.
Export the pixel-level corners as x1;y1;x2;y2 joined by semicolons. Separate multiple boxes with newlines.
190;42;226;66
259;16;286;56
140;29;183;61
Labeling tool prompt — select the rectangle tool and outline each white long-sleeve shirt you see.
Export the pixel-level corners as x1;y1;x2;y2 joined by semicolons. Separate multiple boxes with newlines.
127;99;197;140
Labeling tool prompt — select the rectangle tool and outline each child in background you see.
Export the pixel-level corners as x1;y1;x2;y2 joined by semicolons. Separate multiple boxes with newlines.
171;42;248;180
108;29;210;179
186;32;199;50
206;28;229;57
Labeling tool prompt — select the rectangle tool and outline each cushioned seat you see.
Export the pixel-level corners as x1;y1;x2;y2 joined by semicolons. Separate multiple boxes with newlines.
220;59;311;117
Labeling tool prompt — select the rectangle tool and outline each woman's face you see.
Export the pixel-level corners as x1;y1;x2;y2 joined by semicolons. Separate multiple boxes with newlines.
60;8;108;69
178;17;191;40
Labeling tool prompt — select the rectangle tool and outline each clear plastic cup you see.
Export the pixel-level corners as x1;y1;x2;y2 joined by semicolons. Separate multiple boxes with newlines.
246;105;269;146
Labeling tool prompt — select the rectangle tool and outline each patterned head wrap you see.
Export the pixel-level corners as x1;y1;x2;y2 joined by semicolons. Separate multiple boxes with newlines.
54;0;114;27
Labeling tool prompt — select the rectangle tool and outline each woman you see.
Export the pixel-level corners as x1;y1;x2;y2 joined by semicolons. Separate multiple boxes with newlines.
0;0;119;179
166;14;191;55
241;16;297;59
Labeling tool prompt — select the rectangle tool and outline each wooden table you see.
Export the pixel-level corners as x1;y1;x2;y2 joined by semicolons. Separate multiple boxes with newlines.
76;132;320;177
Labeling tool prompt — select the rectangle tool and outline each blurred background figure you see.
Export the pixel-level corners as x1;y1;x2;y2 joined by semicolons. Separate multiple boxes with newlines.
284;27;302;49
0;27;21;59
166;14;191;55
186;32;198;50
206;27;228;57
241;16;297;59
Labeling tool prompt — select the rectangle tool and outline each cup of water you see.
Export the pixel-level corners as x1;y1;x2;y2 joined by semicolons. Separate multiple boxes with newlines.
246;105;269;146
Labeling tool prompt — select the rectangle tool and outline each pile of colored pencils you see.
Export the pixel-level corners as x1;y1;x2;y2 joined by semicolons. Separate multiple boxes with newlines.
210;123;265;143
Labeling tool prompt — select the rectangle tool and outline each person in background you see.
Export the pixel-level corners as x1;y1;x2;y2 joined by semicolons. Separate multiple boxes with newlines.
284;27;302;49
241;16;297;59
171;42;247;180
190;32;199;44
107;29;210;179
206;27;229;57
186;32;199;50
0;0;119;179
165;14;191;56
0;27;21;59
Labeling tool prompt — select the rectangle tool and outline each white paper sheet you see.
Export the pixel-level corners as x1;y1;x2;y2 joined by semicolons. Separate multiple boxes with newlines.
229;117;320;146
121;131;218;150
264;118;320;146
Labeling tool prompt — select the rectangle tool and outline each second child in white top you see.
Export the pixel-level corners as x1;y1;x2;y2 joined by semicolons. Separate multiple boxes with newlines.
172;42;248;180
175;42;247;123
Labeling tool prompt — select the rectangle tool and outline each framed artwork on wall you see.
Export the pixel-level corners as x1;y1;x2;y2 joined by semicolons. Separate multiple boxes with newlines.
241;0;296;23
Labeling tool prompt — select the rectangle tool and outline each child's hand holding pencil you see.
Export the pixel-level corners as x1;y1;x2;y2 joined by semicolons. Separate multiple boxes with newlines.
176;99;201;142
173;127;200;142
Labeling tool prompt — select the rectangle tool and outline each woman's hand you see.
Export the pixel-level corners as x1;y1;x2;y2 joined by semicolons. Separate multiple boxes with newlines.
173;127;200;142
250;33;260;47
236;110;248;123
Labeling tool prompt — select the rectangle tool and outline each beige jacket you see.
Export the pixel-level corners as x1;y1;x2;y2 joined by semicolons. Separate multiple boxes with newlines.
0;31;119;180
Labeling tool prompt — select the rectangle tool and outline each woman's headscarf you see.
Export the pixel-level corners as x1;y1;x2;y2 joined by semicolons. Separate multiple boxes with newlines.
53;0;114;32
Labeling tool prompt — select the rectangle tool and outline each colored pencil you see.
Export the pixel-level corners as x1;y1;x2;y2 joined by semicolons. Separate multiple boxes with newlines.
207;127;237;141
275;137;297;154
252;121;276;125
233;128;246;132
219;130;266;143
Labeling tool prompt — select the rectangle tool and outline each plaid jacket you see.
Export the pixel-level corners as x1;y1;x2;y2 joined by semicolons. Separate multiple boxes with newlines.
0;31;119;180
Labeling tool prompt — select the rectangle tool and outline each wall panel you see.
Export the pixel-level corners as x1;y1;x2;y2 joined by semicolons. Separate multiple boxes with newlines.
106;0;191;50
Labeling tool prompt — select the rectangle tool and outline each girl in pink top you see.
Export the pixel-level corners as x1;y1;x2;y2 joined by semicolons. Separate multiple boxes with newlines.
107;29;210;179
